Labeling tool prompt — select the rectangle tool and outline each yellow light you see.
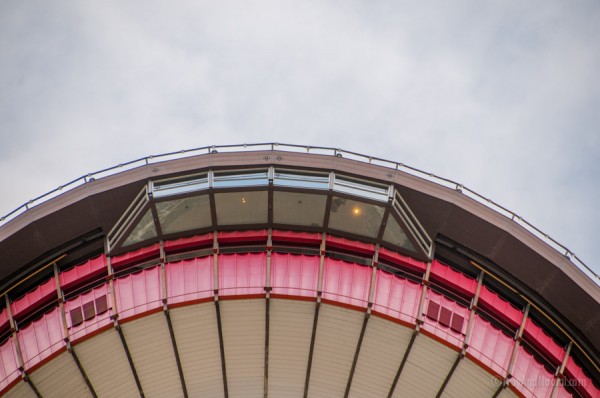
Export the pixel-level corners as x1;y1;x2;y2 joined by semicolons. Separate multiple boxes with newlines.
352;207;361;216
241;197;247;204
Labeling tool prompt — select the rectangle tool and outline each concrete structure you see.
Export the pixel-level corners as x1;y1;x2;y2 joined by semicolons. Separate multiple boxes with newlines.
0;144;598;397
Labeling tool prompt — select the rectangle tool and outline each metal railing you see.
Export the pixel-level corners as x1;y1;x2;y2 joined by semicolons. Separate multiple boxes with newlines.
0;142;597;282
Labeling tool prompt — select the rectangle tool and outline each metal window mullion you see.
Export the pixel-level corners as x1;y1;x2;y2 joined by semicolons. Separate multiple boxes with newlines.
506;304;531;383
550;341;573;398
463;271;484;350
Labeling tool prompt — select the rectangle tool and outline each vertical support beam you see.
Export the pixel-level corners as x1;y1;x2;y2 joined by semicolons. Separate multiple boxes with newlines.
53;264;98;398
4;295;42;398
550;341;572;398
343;245;379;398
387;259;432;398
213;234;229;398
435;271;485;398
107;254;145;398
264;229;272;398
160;243;188;398
493;303;530;396
303;233;326;398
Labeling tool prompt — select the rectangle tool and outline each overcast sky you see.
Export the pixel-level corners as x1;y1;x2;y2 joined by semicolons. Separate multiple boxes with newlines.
1;1;598;277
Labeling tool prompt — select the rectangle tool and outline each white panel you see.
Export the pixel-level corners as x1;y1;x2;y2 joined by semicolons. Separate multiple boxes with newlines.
392;334;458;398
3;381;37;398
29;351;92;398
220;299;265;398
170;303;224;397
269;299;315;397
308;304;364;397
75;328;139;397
349;316;413;398
497;388;521;398
442;358;497;398
122;312;183;398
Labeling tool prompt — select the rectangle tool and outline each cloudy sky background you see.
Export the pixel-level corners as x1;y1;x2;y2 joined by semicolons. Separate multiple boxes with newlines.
1;1;598;277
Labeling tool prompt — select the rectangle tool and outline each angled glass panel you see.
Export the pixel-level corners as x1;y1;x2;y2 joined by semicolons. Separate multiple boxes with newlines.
214;191;268;225
122;209;157;247
152;174;208;198
213;170;269;188
383;214;415;251
328;196;385;238
273;170;329;190
156;195;212;235
273;191;327;227
333;175;389;202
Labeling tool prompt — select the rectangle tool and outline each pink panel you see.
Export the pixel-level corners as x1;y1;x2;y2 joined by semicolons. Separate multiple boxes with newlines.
270;253;319;297
523;318;564;365
0;310;8;334
64;284;112;342
166;257;214;304
164;233;214;253
18;307;64;369
111;243;160;269
322;258;371;308
0;338;19;391
421;290;470;348
218;230;268;245
467;314;514;377
11;277;57;319
114;266;162;320
378;247;427;273
59;254;107;292
555;384;573;398
511;345;555;398
219;253;266;296
372;269;421;324
565;356;600;398
326;235;375;256
271;230;322;246
478;285;523;328
430;260;477;297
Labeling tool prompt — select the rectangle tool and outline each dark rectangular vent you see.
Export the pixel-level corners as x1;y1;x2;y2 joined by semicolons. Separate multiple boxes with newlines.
426;301;440;320
439;307;452;327
70;307;83;326
451;314;464;333
82;301;95;321
95;295;108;314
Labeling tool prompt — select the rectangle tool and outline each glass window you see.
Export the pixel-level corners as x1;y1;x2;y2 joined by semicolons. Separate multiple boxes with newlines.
152;174;208;198
213;170;269;188
122;209;157;246
273;170;329;190
328;196;385;238
382;214;415;251
156;195;212;235
214;191;268;225
273;191;327;227
333;175;389;202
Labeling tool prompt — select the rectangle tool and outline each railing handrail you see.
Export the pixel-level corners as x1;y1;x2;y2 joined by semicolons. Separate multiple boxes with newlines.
0;142;597;283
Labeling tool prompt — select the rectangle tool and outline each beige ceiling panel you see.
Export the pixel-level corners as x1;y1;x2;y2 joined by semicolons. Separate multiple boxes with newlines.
3;381;38;398
442;357;497;398
29;351;92;398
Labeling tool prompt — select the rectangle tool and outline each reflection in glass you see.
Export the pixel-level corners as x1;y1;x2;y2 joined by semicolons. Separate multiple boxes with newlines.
122;209;157;246
215;191;268;225
383;214;415;251
156;195;212;235
213;170;269;188
273;191;327;227
274;171;329;190
328;196;385;238
333;176;389;202
152;174;208;198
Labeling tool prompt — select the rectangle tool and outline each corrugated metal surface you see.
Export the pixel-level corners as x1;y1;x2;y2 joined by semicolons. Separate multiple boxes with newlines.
121;312;183;398
349;316;413;398
497;388;521;398
75;328;139;397
220;299;265;398
269;299;314;397
2;381;37;398
308;304;364;397
170;303;224;397
29;351;91;398
392;334;457;397
442;358;497;398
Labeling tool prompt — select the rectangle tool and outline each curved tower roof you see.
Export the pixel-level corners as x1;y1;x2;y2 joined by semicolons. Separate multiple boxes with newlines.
0;144;598;398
